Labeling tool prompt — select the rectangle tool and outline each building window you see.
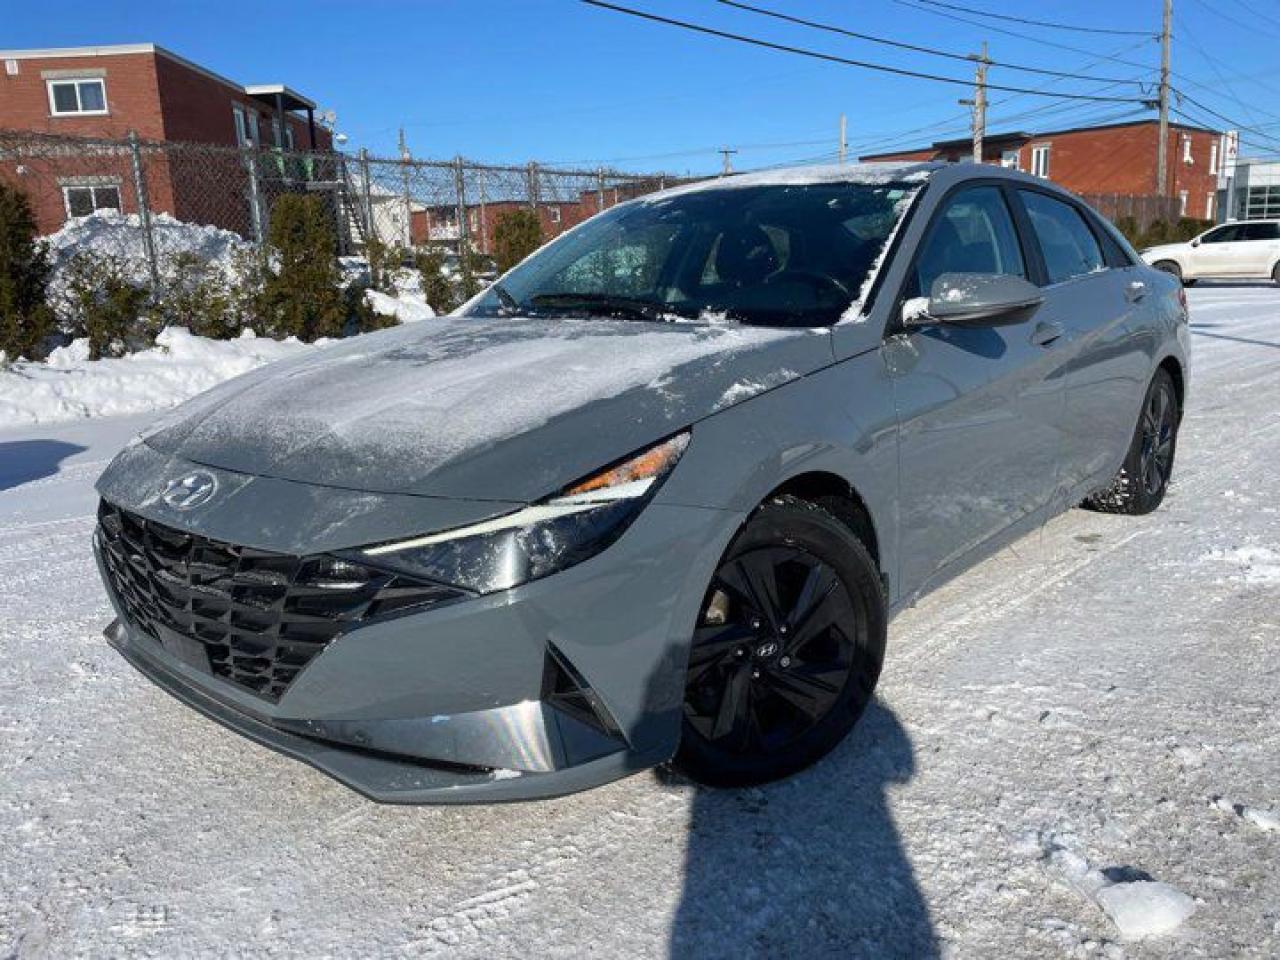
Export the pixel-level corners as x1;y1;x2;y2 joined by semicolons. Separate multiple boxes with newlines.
1178;190;1188;216
1205;193;1215;220
1030;144;1050;178
285;124;295;150
549;207;562;224
62;183;122;219
1182;137;1193;164
1210;142;1219;175
233;105;260;146
1000;149;1020;171
47;78;107;116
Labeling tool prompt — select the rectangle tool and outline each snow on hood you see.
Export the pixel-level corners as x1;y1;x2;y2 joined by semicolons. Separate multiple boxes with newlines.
141;316;831;501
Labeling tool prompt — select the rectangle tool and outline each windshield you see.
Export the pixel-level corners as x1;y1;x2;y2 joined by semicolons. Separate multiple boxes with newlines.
464;181;921;327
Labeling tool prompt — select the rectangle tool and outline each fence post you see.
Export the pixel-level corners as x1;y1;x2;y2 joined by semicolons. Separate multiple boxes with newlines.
477;168;489;255
453;155;469;254
527;162;539;211
597;167;605;212
335;152;351;256
400;147;413;248
359;148;375;246
245;147;265;244
127;130;161;296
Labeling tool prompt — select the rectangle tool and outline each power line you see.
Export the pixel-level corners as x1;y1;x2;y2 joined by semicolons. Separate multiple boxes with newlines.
890;0;1156;71
910;0;1152;37
580;1;1145;102
715;0;1143;84
1172;88;1280;146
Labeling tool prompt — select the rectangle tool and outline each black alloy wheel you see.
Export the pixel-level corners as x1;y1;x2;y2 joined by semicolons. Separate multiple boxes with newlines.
674;496;886;787
1083;368;1180;515
1138;380;1177;497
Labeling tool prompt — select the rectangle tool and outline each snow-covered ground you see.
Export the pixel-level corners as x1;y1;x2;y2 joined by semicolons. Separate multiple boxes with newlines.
1;283;1278;958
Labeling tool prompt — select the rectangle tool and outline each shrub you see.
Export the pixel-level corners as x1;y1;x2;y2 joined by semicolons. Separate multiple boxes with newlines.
1113;216;1141;248
0;181;55;360
258;193;346;341
492;209;543;273
415;248;457;314
156;252;239;339
365;236;407;294
1174;217;1210;242
62;252;151;359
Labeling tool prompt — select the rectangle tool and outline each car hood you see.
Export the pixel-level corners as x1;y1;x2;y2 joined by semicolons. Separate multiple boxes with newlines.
1140;242;1187;260
140;316;833;501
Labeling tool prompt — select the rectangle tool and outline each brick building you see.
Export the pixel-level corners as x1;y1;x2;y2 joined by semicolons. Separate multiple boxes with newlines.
412;178;673;255
0;43;332;234
862;119;1224;223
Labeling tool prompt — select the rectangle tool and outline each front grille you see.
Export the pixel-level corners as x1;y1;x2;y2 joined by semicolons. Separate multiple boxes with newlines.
96;500;466;701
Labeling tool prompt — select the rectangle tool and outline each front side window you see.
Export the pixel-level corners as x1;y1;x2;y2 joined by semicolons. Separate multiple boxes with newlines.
1201;224;1241;244
48;78;107;116
63;184;121;218
464;181;921;327
912;186;1025;298
1019;190;1104;284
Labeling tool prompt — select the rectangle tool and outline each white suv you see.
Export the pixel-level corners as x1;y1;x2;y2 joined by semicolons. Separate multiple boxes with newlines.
1141;220;1280;285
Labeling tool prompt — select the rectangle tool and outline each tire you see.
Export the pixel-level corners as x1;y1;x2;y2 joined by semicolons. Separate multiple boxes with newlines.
1152;260;1182;282
1182;278;1198;287
1272;262;1280;286
1083;368;1180;515
672;495;886;787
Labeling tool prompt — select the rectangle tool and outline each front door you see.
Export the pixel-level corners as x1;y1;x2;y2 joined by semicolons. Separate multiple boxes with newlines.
888;184;1068;599
1188;223;1244;277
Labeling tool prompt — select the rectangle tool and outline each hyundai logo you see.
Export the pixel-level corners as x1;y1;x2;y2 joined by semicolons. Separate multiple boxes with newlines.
162;471;219;510
755;641;780;659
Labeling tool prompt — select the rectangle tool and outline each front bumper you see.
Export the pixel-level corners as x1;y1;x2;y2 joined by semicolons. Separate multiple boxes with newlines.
95;482;739;803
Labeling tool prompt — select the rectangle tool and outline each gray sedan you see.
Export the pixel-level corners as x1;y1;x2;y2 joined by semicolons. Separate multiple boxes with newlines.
94;162;1189;802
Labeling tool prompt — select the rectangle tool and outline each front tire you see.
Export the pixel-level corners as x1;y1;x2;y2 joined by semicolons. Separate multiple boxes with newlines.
1083;369;1180;515
673;496;886;788
1152;260;1182;283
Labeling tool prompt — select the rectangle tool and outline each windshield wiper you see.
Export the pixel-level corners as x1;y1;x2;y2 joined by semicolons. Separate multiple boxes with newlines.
491;282;520;314
528;292;675;323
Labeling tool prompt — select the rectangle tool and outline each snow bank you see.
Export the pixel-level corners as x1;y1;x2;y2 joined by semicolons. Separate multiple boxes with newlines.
365;289;435;324
45;210;252;288
0;327;319;427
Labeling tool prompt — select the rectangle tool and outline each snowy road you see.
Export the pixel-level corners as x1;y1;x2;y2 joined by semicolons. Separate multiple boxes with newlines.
2;285;1278;959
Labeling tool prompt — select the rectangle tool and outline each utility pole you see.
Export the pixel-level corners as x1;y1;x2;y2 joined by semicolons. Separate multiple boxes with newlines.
839;113;848;164
1156;0;1172;196
959;42;990;164
398;127;413;246
719;146;738;176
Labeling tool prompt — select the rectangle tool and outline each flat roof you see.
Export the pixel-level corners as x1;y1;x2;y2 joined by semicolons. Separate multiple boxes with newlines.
0;43;316;112
863;118;1222;159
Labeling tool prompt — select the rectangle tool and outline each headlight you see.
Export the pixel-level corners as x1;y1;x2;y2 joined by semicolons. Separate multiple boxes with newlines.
345;432;690;594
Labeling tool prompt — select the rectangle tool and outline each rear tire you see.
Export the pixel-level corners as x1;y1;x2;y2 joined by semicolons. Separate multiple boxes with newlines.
1272;262;1280;286
673;496;886;788
1083;368;1180;515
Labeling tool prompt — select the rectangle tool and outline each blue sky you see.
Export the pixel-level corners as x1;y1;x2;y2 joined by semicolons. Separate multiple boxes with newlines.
6;0;1279;173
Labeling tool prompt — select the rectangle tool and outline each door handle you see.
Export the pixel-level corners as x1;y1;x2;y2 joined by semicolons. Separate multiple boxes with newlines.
1030;320;1063;347
1125;280;1147;302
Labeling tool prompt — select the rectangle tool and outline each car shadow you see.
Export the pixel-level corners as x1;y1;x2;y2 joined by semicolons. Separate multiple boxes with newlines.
0;440;87;491
663;701;938;959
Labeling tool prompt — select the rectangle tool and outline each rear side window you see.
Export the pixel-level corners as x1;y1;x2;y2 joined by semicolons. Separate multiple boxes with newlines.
1240;222;1280;241
913;185;1025;296
1019;190;1105;284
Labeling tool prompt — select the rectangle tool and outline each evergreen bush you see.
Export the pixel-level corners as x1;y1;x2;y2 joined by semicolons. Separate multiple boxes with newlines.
493;209;543;273
0;181;55;360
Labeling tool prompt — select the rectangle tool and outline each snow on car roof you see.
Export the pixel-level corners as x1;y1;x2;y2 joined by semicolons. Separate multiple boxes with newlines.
642;161;940;202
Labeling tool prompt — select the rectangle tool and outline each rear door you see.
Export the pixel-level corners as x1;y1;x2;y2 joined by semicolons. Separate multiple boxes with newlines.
1237;221;1280;276
1013;188;1149;499
887;182;1067;598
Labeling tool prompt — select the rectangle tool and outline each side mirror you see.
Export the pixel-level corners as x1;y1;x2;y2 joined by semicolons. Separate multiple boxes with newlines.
1191;238;1201;247
910;273;1044;327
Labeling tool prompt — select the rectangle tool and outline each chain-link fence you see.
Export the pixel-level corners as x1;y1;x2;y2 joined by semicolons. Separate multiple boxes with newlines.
0;129;684;299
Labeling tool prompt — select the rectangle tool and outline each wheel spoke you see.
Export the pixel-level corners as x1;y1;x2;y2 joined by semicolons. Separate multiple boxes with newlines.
719;551;787;631
764;662;845;722
687;622;751;683
710;664;752;741
787;562;839;632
